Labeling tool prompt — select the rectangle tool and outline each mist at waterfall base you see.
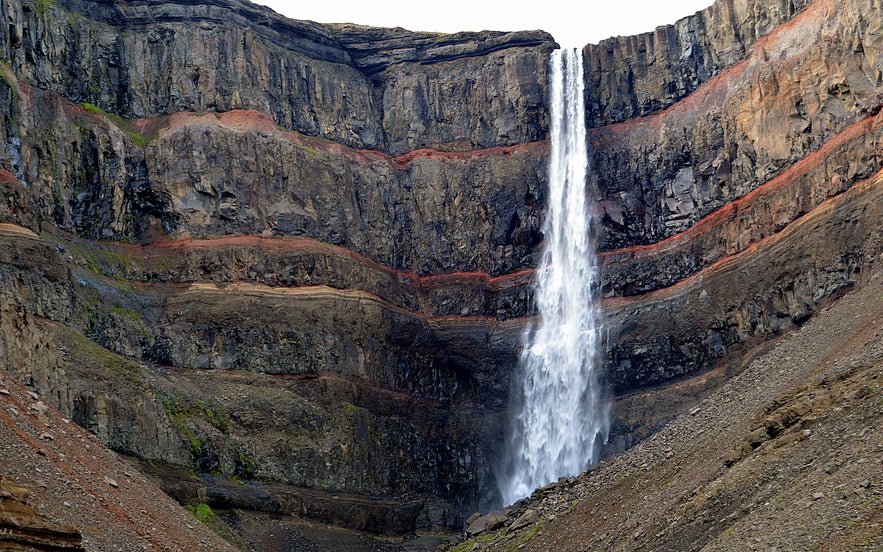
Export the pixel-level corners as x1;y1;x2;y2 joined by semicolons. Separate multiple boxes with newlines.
497;48;609;507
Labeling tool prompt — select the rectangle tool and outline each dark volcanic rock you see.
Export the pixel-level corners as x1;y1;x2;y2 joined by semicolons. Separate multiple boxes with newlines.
144;111;547;274
331;25;556;154
0;0;555;153
604;169;883;391
329;25;553;74
0;0;882;543
2;0;380;149
583;0;814;127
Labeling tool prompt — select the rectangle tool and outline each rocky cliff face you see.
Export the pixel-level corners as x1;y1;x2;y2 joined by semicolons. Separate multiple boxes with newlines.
0;0;554;537
2;0;552;154
0;0;881;546
591;0;883;390
583;0;815;127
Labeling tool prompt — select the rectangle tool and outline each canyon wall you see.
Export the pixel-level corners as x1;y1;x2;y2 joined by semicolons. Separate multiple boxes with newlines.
0;0;881;541
0;0;555;529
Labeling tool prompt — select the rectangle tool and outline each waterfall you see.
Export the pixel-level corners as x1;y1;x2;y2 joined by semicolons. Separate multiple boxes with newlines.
497;47;609;506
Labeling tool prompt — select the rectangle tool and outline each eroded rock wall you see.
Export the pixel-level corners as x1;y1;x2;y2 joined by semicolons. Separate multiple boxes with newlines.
583;0;815;127
592;0;883;248
0;0;881;537
587;0;883;395
0;0;555;526
0;0;553;153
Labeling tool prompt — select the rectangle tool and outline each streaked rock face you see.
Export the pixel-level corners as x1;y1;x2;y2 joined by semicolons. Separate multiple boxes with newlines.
0;0;881;539
583;0;816;127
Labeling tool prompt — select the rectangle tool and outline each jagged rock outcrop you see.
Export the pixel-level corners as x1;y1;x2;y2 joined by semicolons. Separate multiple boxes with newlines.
0;0;881;546
583;0;815;127
328;25;553;154
1;0;553;153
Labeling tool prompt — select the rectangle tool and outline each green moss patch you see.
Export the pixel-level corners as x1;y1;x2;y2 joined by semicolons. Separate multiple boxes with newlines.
43;319;145;386
34;0;55;18
198;400;230;433
185;502;250;551
79;102;152;147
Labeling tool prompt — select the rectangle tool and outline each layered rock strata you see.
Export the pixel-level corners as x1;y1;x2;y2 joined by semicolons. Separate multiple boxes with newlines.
1;0;553;153
592;0;883;248
0;477;84;551
0;0;555;530
583;0;816;127
0;0;881;543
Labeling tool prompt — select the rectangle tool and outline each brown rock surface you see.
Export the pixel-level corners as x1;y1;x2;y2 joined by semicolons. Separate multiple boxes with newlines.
584;0;815;127
0;476;83;550
592;0;883;250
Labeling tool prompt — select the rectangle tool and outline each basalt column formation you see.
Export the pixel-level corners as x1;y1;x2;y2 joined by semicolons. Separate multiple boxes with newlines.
0;0;881;546
0;0;557;537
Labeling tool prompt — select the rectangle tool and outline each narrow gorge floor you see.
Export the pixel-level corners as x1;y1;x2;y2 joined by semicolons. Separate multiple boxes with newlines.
454;264;883;551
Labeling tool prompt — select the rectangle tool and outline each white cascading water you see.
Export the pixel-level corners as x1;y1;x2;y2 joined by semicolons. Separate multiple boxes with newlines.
498;47;609;506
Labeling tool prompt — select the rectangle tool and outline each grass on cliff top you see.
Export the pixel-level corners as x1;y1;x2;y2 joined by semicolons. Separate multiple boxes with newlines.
79;102;152;147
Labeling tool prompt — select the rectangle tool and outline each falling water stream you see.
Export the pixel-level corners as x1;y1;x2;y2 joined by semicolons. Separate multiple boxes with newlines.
498;48;609;506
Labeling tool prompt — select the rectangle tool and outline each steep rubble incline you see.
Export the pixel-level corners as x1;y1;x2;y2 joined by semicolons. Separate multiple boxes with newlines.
0;365;236;550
